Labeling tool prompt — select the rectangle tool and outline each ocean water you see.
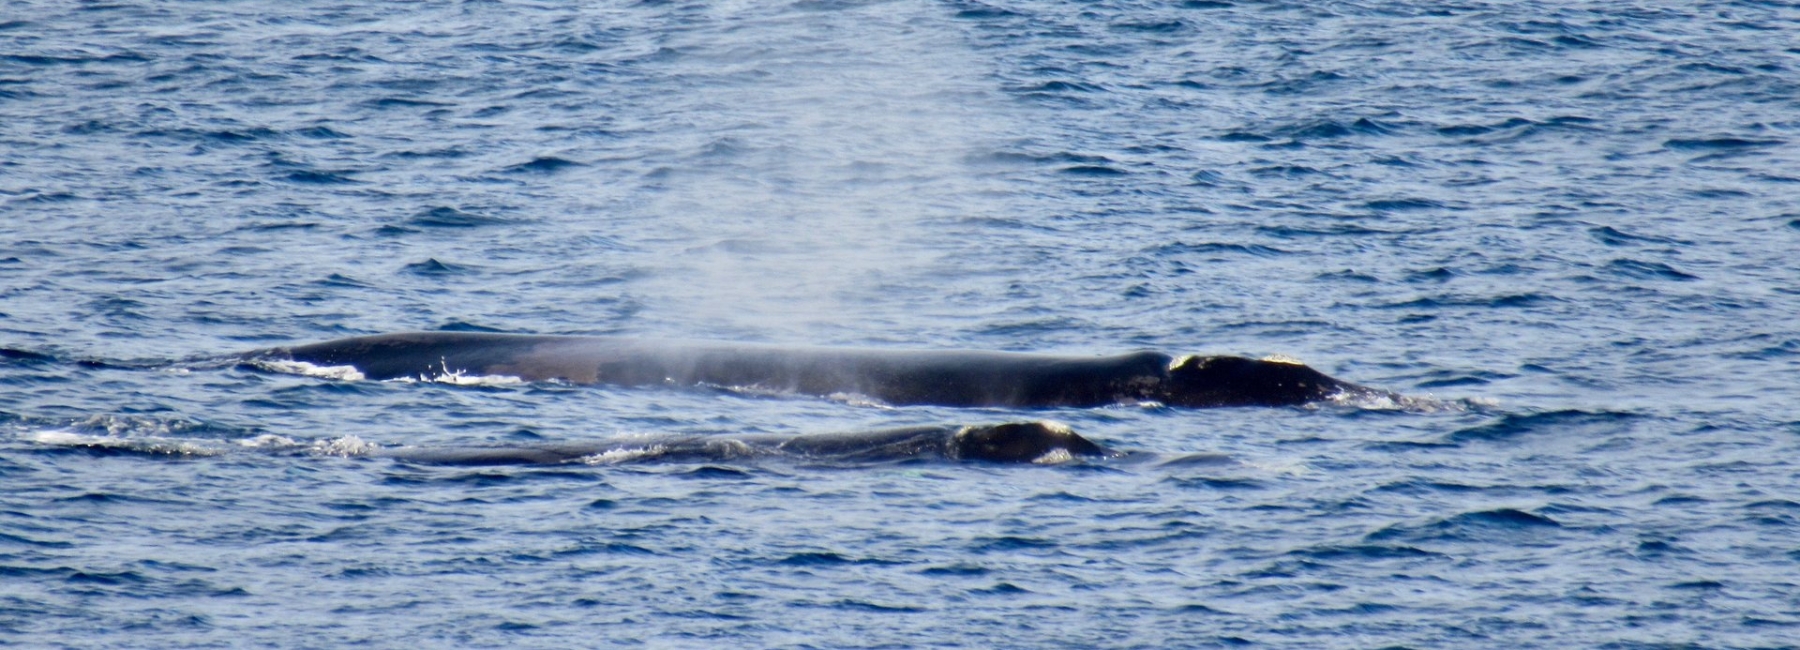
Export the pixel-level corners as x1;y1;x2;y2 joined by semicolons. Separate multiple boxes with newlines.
4;0;1800;647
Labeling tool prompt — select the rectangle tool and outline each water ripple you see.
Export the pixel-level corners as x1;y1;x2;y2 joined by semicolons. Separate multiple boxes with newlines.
4;0;1799;646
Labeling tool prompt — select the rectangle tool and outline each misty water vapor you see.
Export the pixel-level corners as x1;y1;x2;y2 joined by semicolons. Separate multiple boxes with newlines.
619;3;1014;340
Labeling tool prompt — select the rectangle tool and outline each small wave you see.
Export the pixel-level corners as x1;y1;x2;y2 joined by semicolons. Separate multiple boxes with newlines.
1059;165;1128;177
433;321;512;333
969;536;1057;552
1411;368;1511;389
406;206;511;228
0;531;72;549
820;599;926;614
1605;258;1700;282
777;551;853;567
1293;544;1442;561
1016;80;1105;94
402;258;473;276
281;169;360;185
1248;164;1321;178
1446;409;1639;444
1110;20;1187;34
1167;476;1265;491
671;465;754;480
1217;131;1270;143
363;97;453;109
1366;508;1564;544
1277;117;1396;140
1363;198;1443;212
505;156;584;173
1663;137;1784;150
950;3;1021;20
1149;241;1289;258
1588;225;1688;247
1436;117;1536;137
1448;508;1562;529
919;563;989;576
0;347;55;364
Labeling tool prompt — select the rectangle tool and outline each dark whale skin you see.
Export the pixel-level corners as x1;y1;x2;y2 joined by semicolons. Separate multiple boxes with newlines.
379;422;1114;466
253;332;1372;408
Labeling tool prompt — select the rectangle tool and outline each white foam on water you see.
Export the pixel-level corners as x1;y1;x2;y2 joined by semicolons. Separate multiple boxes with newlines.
1331;388;1488;413
579;445;667;465
237;434;302;448
310;435;380;457
254;359;366;381
27;430;94;447
68;413;192;437
826;392;896;409
27;429;223;457
369;360;525;386
417;366;525;387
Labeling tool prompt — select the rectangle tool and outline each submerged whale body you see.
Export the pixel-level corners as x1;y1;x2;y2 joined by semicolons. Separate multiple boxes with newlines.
380;422;1113;466
252;332;1374;408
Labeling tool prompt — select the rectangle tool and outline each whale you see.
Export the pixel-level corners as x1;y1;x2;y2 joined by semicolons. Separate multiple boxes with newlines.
247;331;1380;408
31;419;1243;468
375;421;1114;466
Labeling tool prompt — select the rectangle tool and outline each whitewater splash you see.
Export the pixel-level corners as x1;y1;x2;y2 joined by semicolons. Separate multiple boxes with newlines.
252;358;524;387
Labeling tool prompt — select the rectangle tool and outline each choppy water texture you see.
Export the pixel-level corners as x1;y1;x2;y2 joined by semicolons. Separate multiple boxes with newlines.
5;0;1800;647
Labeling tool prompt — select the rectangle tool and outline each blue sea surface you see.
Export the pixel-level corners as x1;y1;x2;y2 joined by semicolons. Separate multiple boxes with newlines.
4;0;1800;647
